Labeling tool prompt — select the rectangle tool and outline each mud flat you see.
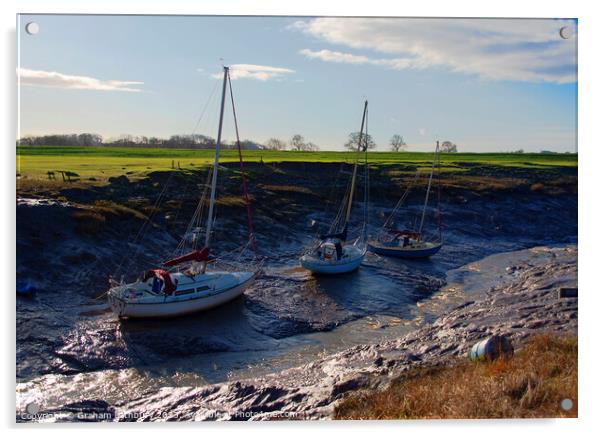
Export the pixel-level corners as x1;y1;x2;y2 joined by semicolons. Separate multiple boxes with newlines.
26;244;574;422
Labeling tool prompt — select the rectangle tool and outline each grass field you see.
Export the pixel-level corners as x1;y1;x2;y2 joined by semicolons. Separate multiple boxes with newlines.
16;146;578;184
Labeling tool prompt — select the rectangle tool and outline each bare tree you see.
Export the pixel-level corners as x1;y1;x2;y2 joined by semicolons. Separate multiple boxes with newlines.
290;134;306;151
389;134;407;152
344;132;376;151
305;142;320;151
265;138;287;150
440;141;458;153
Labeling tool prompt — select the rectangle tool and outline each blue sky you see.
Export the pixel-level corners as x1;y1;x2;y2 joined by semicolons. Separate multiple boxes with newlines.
18;15;577;152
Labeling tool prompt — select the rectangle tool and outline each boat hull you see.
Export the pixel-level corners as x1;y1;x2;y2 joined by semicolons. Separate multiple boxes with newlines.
300;246;365;274
108;272;255;319
368;241;442;258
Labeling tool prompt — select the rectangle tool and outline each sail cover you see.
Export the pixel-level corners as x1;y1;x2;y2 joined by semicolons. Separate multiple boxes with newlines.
162;247;210;267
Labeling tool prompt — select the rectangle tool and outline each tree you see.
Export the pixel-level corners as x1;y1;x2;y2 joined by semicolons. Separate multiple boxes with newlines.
344;132;376;151
305;142;320;151
265;138;287;150
238;139;263;150
290;134;306;151
440;141;458;153
77;133;103;146
389;134;407;152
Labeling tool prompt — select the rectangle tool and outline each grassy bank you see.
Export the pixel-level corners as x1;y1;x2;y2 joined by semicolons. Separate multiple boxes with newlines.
334;334;577;419
16;146;577;184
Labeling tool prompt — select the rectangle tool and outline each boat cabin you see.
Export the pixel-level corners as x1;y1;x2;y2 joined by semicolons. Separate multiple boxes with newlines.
316;239;343;261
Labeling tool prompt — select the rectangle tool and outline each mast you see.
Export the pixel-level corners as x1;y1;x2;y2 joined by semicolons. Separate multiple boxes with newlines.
418;140;439;235
436;142;442;242
345;100;368;225
204;66;229;248
362;104;369;240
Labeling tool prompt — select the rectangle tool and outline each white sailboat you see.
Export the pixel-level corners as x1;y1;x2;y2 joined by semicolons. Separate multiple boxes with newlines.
299;100;369;274
108;66;258;318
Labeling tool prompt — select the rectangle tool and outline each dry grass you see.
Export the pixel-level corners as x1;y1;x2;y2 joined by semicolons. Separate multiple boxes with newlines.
72;200;148;235
91;200;148;221
334;334;577;420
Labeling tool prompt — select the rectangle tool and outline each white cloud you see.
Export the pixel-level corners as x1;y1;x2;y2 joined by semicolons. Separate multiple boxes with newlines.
17;68;144;92
294;18;577;84
212;64;295;81
299;48;416;69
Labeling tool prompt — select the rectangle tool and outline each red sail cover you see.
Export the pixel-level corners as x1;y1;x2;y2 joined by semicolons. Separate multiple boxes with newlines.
162;247;210;267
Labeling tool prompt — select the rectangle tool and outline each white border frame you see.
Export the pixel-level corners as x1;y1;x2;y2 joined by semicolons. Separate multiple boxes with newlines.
3;1;599;436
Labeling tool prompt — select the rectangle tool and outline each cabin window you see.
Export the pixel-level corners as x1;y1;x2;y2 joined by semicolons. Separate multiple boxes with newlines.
196;285;210;292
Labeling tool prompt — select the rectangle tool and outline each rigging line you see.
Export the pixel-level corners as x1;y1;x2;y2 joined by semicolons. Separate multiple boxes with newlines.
227;70;257;256
115;172;174;277
329;184;350;235
313;161;346;240
168;89;220;252
418;141;439;234
90;188;169;276
380;171;421;232
190;79;220;138
172;168;213;257
313;162;339;235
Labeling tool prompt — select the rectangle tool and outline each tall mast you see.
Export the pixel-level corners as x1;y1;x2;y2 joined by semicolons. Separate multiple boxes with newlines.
418;140;439;235
362;104;369;240
345;100;368;224
205;66;229;248
436;142;442;242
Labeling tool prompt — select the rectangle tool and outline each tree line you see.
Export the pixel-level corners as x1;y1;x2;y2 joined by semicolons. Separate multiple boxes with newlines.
18;132;460;152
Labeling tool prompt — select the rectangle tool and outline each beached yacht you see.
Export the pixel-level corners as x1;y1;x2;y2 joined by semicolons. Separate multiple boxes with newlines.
368;140;443;258
108;66;258;318
300;101;369;274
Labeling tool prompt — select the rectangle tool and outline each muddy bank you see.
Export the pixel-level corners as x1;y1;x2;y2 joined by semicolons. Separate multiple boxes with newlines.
109;245;577;421
16;245;577;421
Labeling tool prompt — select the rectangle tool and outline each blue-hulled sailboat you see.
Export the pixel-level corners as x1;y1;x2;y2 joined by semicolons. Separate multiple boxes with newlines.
368;140;443;258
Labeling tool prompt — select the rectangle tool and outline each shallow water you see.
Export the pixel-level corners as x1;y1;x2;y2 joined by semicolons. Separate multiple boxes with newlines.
16;194;577;417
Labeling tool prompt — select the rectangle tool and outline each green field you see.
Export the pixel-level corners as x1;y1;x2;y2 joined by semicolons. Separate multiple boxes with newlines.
16;146;578;184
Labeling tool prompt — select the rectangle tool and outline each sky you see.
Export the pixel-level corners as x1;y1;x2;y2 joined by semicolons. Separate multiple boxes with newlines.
17;15;578;152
